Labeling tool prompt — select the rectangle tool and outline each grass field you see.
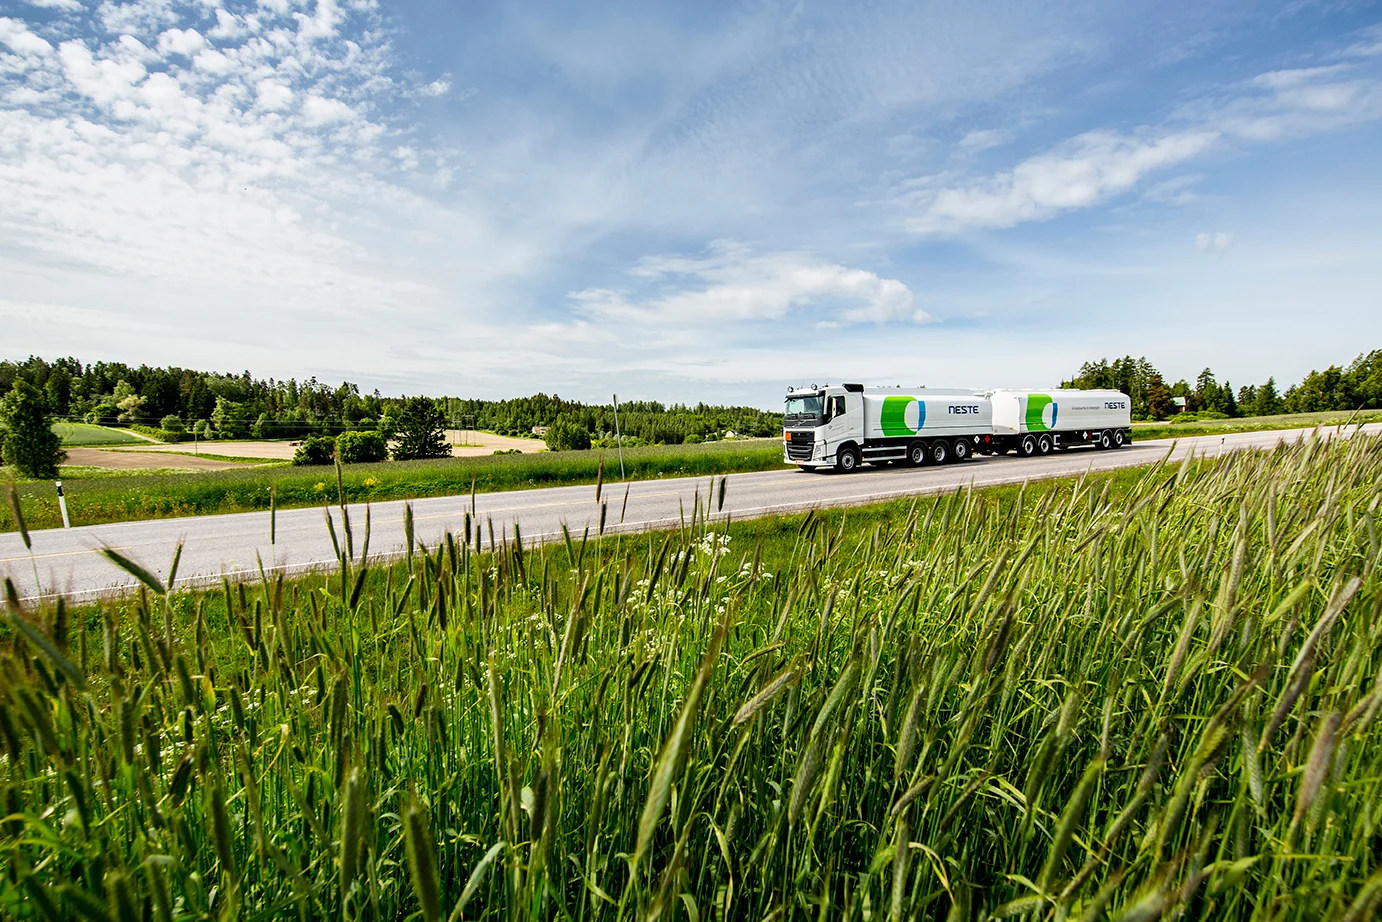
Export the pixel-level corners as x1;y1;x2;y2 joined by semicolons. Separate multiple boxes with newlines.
1;434;1379;919
49;421;146;446
1132;409;1382;440
1;439;785;532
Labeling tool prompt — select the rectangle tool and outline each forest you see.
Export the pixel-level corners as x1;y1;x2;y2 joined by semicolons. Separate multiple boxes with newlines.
1062;349;1382;420
0;357;781;445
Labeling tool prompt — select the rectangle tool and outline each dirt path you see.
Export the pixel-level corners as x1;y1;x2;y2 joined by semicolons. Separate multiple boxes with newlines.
64;448;251;471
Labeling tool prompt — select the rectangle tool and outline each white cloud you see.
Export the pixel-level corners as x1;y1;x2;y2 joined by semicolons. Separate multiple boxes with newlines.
301;93;355;124
25;0;84;11
255;77;292;110
1195;232;1233;252
909;129;1218;234
156;27;205;57
0;17;54;58
571;242;929;328
907;62;1382;235
956;128;1010;153
420;77;450;97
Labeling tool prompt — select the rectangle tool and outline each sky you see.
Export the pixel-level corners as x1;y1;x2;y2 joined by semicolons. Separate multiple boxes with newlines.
2;0;1380;407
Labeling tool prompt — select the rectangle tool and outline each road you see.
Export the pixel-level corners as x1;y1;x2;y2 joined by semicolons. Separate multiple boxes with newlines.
4;423;1378;601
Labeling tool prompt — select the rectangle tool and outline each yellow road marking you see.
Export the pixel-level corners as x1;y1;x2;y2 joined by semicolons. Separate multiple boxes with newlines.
1;545;132;563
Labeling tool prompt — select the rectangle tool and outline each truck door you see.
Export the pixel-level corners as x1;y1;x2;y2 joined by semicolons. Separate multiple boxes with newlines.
823;394;849;445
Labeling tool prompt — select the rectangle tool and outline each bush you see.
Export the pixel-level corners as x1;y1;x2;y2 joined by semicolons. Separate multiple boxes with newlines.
130;425;188;443
337;430;388;464
545;419;592;451
293;435;337;466
683;433;702;444
160;415;185;433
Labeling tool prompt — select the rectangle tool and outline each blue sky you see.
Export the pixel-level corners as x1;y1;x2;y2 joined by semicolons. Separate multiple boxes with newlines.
2;0;1380;406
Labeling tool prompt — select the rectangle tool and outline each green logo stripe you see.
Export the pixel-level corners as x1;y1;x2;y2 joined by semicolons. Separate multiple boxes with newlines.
1025;394;1053;431
881;396;919;436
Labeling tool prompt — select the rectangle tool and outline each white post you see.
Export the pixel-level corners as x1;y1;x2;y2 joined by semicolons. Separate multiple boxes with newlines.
612;393;626;480
55;480;71;528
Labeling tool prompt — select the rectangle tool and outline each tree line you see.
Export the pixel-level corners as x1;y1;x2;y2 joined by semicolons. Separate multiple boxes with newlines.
1062;350;1382;420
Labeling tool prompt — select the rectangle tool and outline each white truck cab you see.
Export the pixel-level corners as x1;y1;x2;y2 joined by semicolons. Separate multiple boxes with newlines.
784;384;994;472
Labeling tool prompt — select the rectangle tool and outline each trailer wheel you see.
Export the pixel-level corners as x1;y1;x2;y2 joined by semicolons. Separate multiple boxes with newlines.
1113;429;1126;448
908;441;926;466
930;440;949;464
1019;435;1038;457
952;438;971;461
1037;434;1052;455
836;445;861;473
1098;429;1113;450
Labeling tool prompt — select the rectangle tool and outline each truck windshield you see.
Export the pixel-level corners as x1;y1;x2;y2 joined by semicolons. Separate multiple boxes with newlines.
784;395;823;426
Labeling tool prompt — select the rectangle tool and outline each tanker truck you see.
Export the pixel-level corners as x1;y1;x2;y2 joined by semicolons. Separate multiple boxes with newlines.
987;389;1132;456
784;384;994;472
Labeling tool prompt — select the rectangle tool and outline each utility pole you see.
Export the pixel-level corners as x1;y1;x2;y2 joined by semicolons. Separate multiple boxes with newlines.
612;394;626;479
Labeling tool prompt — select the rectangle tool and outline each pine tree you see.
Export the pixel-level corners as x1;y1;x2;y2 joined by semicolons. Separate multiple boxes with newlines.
391;397;450;461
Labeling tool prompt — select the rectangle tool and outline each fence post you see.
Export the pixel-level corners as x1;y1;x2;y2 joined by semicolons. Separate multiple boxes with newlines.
55;481;71;528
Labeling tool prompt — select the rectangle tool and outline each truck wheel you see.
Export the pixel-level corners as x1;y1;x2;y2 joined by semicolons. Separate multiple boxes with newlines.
1113;429;1126;448
1098;429;1113;450
952;438;971;461
1037;434;1052;455
908;441;926;466
930;440;949;464
1019;435;1037;457
836;445;861;473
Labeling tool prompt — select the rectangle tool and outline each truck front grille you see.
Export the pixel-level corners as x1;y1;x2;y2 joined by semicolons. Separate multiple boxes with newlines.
785;431;814;460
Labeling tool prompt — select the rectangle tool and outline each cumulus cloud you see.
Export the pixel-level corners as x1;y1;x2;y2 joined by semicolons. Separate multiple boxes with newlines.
909;129;1218;234
907;63;1382;234
571;242;930;329
1195;232;1233;252
25;0;84;11
0;0;451;311
0;17;54;58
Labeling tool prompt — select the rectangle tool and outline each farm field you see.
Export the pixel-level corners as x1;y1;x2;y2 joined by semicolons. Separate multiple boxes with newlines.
1;433;1379;919
1;438;783;532
50;421;146;446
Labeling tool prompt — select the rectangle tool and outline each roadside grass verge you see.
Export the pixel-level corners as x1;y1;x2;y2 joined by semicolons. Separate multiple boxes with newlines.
2;434;1379;919
1;439;786;531
1132;408;1382;440
50;421;145;446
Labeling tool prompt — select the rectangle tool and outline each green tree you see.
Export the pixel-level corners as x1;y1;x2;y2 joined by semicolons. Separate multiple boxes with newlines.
160;415;186;433
545;418;592;451
392;397;450;461
337;430;388;463
0;380;65;478
211;397;251;439
113;378;146;424
1145;374;1172;420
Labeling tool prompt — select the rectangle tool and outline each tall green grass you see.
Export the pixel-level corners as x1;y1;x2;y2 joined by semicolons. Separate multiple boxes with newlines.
1;439;785;532
2;433;1381;919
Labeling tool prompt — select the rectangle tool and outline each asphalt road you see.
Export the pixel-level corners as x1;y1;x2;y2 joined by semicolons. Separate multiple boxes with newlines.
5;423;1378;601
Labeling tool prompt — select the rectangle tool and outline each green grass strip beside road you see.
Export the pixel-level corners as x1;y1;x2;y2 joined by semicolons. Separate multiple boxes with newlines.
2;439;786;532
1131;408;1382;440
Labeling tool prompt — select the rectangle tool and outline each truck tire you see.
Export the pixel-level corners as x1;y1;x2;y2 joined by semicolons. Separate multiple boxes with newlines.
929;440;949;464
908;441;926;466
1037;434;1052;455
952;438;971;461
1113;429;1126;448
1019;434;1038;457
836;444;861;473
1098;429;1113;450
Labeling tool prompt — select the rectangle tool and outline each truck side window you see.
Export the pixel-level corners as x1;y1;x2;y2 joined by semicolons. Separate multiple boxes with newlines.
831;396;846;419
